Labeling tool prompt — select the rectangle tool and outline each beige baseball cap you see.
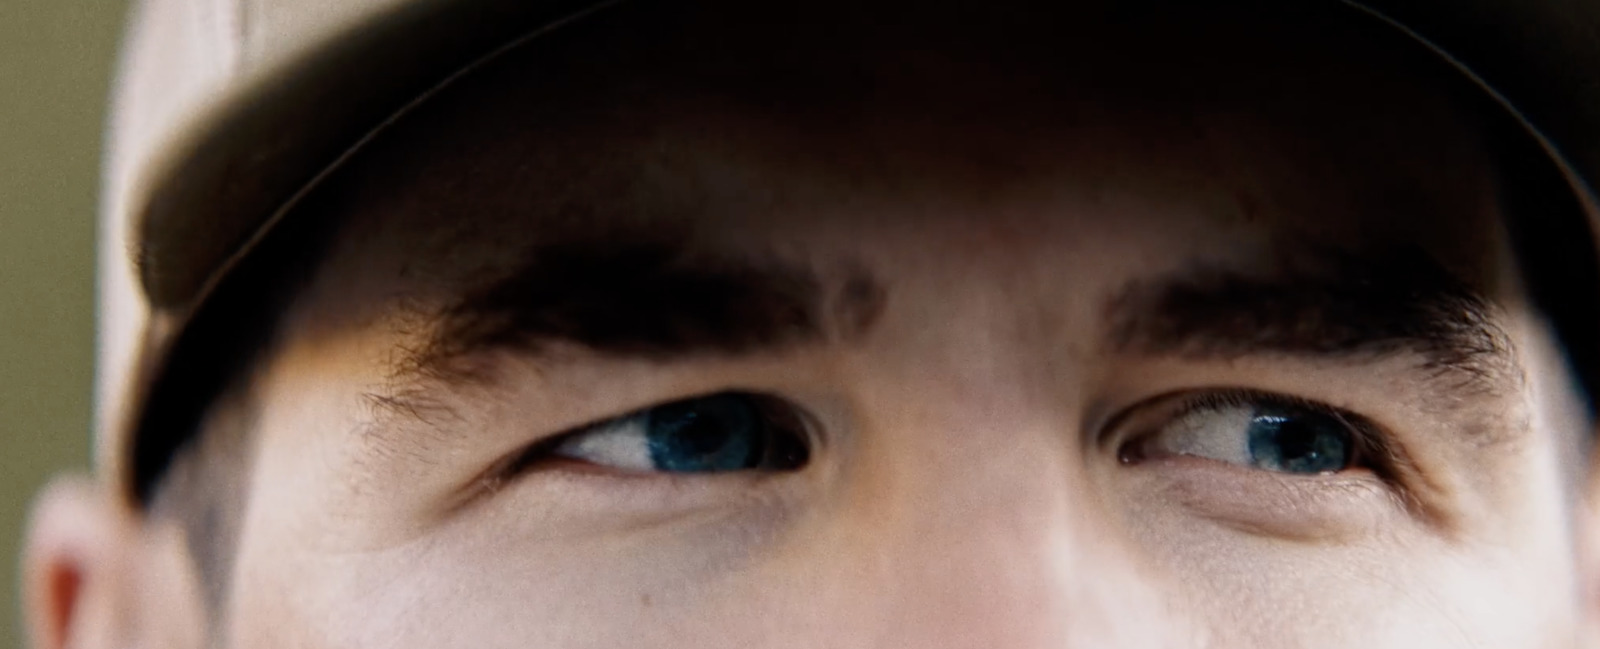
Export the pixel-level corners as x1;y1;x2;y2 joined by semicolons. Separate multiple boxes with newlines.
101;0;1600;504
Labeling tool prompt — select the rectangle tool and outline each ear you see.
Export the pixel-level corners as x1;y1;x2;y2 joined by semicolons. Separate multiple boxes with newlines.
21;475;208;649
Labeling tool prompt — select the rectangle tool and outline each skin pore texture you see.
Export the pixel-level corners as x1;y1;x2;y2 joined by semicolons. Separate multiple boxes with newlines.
28;3;1600;649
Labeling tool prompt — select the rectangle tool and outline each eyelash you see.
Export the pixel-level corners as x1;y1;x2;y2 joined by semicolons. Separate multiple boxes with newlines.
491;391;814;479
485;386;1404;495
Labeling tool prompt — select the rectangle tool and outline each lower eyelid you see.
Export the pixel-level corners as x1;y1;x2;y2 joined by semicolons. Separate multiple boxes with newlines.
527;459;793;514
1129;454;1399;542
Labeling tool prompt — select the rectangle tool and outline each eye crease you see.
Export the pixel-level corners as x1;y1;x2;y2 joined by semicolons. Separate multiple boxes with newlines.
532;392;812;474
1117;389;1386;477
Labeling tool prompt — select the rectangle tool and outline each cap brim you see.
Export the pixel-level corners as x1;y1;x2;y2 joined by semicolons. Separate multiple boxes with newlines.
134;0;623;309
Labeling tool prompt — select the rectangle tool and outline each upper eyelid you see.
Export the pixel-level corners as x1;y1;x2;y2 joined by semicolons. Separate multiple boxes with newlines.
495;390;816;473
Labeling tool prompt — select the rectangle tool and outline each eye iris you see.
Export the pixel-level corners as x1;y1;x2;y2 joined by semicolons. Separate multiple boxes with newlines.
645;395;765;472
1245;407;1350;474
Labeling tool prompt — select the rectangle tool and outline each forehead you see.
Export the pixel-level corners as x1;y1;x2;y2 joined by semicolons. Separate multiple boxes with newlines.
296;2;1506;313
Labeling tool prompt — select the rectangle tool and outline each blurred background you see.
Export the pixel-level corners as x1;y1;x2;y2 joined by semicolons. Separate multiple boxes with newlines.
0;1;126;646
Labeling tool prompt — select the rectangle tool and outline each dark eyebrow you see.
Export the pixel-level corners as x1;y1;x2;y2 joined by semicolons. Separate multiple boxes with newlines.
1105;245;1517;389
412;236;886;380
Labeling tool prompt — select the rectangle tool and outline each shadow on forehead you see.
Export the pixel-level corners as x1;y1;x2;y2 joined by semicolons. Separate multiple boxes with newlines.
332;0;1498;247
330;0;1524;403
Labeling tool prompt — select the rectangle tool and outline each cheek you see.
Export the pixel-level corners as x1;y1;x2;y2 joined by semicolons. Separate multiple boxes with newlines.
226;371;1200;648
224;416;1576;649
228;494;1197;649
222;296;1582;649
1105;457;1578;648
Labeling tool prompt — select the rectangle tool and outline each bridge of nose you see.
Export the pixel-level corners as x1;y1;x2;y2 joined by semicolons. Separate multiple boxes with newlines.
782;370;1181;645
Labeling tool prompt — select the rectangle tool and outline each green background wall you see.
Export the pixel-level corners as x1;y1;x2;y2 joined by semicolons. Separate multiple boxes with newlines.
0;1;126;645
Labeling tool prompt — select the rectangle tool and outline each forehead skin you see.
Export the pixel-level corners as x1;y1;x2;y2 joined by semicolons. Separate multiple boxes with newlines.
216;5;1583;649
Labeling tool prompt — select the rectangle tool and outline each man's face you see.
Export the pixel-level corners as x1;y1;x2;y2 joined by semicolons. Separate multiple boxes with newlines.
134;9;1593;649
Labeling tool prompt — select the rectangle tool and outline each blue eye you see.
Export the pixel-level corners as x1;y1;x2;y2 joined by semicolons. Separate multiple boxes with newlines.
646;395;781;472
1130;392;1361;475
1245;406;1350;474
552;393;810;473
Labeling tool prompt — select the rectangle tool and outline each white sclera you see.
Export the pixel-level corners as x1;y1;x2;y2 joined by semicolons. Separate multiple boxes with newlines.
552;415;656;471
1154;405;1257;466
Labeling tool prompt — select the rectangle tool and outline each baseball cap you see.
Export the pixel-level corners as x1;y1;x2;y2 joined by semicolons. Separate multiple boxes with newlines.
102;0;1600;504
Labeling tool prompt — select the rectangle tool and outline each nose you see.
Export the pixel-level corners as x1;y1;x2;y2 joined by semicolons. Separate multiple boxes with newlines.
799;384;1192;649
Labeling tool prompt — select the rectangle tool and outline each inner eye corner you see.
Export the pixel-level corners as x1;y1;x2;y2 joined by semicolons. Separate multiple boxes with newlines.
1113;436;1150;466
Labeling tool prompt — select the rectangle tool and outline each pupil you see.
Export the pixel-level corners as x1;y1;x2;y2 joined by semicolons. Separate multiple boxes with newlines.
1246;407;1350;474
646;395;764;472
